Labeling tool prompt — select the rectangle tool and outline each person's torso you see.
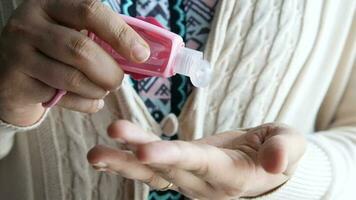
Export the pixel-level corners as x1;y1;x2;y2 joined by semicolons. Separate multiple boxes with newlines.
0;0;355;200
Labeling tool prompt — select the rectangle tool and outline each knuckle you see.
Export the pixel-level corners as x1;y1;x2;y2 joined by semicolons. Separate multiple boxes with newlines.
192;144;210;176
143;174;159;186
79;0;101;21
161;168;178;181
103;72;123;91
195;165;211;179
119;151;132;163
69;36;92;61
112;25;131;46
195;162;209;177
261;122;293;136
66;70;86;89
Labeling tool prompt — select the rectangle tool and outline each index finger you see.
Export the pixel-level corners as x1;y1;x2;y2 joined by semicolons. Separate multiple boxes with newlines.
43;0;150;63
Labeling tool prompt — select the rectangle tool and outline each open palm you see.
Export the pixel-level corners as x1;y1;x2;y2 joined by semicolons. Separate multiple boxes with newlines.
88;121;305;199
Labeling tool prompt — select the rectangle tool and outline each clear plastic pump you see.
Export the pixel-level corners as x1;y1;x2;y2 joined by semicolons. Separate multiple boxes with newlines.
173;47;212;87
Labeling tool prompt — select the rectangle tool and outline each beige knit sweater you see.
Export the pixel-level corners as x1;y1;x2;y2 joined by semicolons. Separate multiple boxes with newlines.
0;0;355;199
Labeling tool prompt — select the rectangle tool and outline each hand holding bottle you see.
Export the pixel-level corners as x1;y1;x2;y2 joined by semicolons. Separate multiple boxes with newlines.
91;15;212;87
0;0;150;126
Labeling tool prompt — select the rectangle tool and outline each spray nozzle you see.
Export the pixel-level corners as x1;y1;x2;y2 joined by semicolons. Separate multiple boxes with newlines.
173;48;212;87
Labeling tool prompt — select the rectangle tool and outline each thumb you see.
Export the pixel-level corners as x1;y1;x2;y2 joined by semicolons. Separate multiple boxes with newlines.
45;0;150;63
257;124;306;175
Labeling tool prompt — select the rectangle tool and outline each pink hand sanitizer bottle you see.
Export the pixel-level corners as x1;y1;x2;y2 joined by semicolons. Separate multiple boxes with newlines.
89;15;212;87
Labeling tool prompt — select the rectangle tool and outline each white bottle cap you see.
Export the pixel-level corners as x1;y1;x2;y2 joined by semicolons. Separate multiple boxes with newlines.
173;47;212;87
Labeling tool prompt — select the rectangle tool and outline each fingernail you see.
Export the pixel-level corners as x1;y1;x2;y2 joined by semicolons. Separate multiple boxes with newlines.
92;162;107;168
97;99;105;110
92;162;108;169
131;41;150;62
92;162;119;175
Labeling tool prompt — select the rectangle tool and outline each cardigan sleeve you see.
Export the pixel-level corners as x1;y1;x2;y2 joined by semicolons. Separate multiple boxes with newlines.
0;123;17;159
0;110;50;159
